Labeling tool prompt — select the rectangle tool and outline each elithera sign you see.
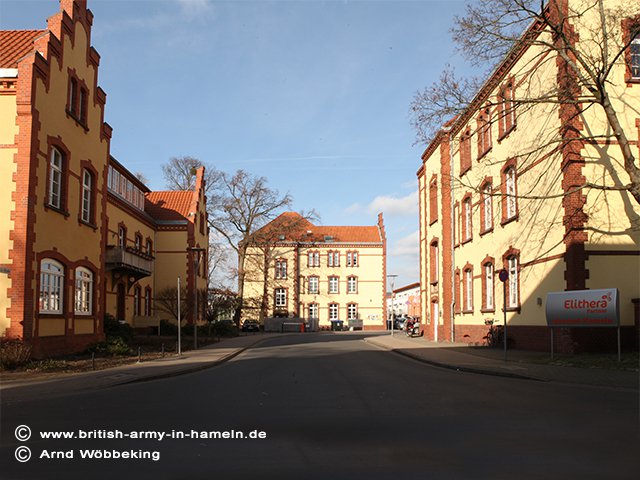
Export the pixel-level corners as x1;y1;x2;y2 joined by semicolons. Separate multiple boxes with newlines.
545;289;619;328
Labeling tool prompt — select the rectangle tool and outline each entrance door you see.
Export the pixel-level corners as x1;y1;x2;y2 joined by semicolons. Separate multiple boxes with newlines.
117;283;126;321
432;301;439;341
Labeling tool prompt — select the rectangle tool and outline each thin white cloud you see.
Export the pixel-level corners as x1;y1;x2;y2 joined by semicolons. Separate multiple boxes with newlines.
367;191;417;216
345;203;364;214
390;230;419;257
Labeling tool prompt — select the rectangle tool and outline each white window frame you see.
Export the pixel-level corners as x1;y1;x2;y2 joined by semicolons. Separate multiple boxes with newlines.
144;288;152;316
308;251;320;267
632;36;640;79
40;259;64;314
347;276;357;294
508;256;519;308
484;263;494;311
347;303;357;320
308;276;319;294
275;288;287;308
49;147;63;209
505;167;517;219
74;267;93;315
464;268;473;311
464;197;472;240
308;303;318;319
328;276;339;294
275;259;287;279
81;170;92;223
329;303;339;320
483;184;492;231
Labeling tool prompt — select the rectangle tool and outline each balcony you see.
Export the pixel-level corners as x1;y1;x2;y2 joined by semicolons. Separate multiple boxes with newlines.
105;246;153;289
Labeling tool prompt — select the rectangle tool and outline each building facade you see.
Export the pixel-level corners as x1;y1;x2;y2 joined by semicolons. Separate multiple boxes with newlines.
389;282;421;319
417;0;640;352
242;212;387;330
0;0;208;357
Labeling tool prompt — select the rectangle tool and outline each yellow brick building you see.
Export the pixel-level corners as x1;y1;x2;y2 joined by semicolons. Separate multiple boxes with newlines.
242;212;387;330
418;0;640;352
0;0;208;357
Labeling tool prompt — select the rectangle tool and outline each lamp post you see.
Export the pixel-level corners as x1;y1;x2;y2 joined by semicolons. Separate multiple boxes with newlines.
188;247;207;350
387;274;398;336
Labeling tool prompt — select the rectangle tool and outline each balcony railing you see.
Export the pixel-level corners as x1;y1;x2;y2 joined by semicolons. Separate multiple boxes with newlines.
105;246;153;276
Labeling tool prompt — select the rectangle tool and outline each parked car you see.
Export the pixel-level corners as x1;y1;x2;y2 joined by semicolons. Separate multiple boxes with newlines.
393;317;407;331
241;319;260;332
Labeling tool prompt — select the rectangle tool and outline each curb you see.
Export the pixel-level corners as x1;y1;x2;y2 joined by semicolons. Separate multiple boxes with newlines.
117;334;290;386
364;337;543;382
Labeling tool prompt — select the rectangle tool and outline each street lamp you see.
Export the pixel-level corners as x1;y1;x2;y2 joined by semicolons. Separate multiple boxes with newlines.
387;274;398;336
188;247;207;350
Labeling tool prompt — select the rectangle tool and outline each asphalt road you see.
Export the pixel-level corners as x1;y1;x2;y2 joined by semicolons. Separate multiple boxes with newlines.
1;333;638;479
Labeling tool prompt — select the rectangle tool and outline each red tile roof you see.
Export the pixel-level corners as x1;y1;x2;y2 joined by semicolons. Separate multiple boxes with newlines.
145;191;193;222
0;30;46;68
253;212;382;243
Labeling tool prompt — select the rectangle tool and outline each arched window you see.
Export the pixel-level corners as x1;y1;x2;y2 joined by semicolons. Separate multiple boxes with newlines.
483;261;494;311
504;166;517;220
507;255;519;308
81;169;94;224
463;266;474;312
75;267;93;314
48;147;64;209
40;259;64;314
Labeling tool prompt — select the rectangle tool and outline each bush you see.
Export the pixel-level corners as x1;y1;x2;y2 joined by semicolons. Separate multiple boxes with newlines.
0;338;32;370
211;321;237;337
88;337;131;356
159;319;178;336
103;314;134;341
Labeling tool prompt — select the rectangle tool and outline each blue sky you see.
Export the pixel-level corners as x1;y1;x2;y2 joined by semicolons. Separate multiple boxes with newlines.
1;0;469;288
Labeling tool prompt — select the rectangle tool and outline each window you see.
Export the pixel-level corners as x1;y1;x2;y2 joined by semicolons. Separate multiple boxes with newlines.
631;33;640;79
347;251;359;267
429;176;438;224
74;267;93;314
146;239;153;256
68;76;77;115
144;288;152;316
308;251;320;267
430;240;439;285
275;288;287;308
48;147;64;209
275;259;287;279
454;269;461;314
134;233;142;251
329;303;339;320
118;226;126;248
498;80;516;138
483;262;494;311
482;182;493;232
347;276;357;294
328;251;340;267
133;286;141;316
308;276;319;294
308;303;319;319
463;196;473;242
507;255;519;308
477;107;492;158
81;170;93;224
460;128;472;174
329;276;339;294
39;259;64;314
79;86;88;124
347;303;358;320
464;267;473;312
503;165;518;222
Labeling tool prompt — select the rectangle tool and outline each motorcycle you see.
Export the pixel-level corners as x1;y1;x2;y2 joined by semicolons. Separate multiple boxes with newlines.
405;319;422;337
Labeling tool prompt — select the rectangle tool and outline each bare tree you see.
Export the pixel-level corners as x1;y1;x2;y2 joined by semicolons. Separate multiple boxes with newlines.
161;156;220;199
410;0;640;208
155;286;192;324
207;170;293;325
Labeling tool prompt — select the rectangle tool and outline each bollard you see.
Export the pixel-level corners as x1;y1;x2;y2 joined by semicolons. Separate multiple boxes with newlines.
161;343;165;358
92;352;95;371
137;347;141;363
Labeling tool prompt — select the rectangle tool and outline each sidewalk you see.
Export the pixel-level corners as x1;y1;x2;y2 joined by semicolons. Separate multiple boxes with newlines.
364;333;639;390
0;333;274;403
